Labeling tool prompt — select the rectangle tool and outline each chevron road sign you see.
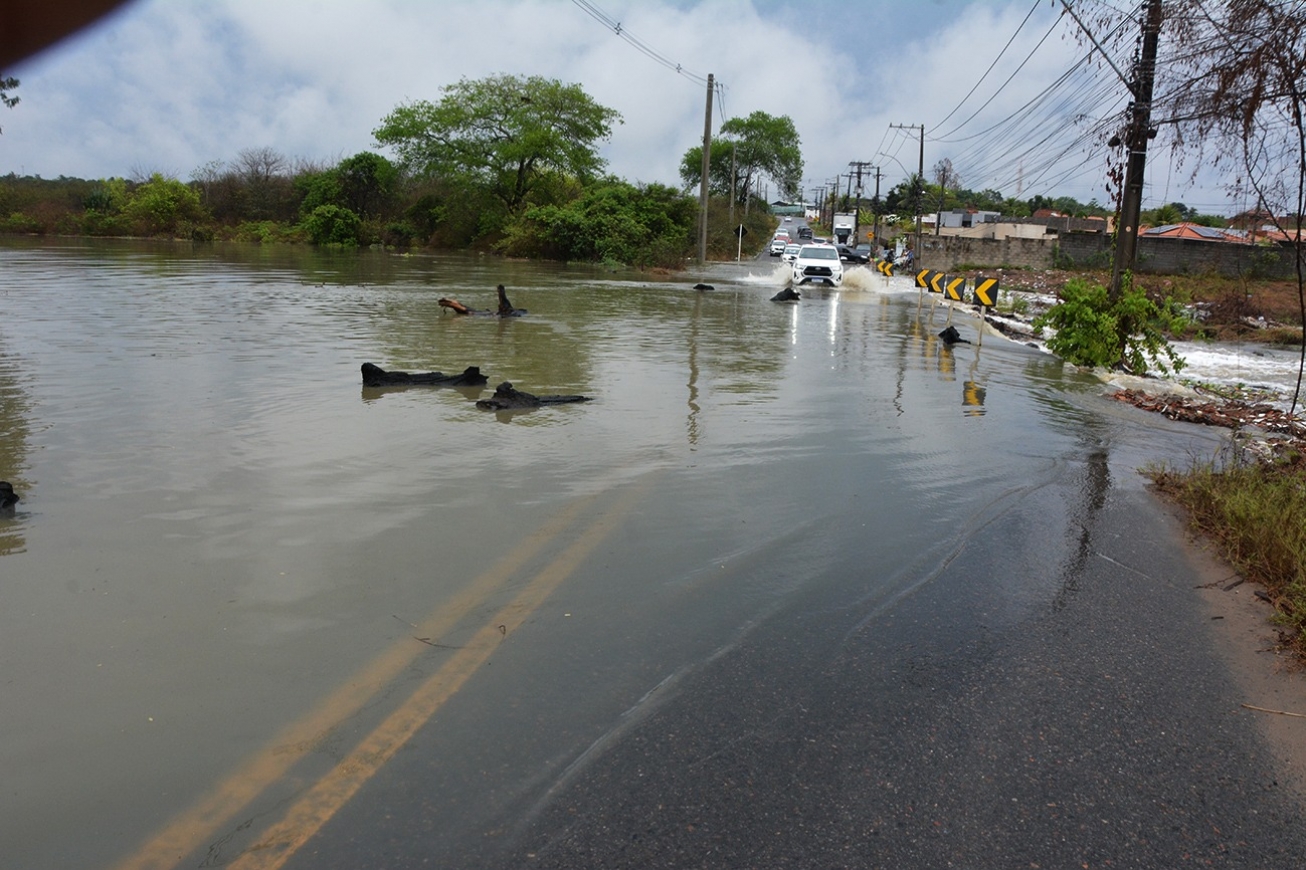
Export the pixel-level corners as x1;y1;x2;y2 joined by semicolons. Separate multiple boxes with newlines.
973;277;999;307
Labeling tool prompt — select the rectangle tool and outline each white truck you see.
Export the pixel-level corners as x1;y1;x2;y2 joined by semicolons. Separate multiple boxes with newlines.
832;213;856;244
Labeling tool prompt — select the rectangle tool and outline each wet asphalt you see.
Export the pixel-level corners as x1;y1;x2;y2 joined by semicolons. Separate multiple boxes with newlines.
489;487;1305;869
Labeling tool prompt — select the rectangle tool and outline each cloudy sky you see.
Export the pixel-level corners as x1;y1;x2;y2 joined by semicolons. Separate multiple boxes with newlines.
2;0;1239;214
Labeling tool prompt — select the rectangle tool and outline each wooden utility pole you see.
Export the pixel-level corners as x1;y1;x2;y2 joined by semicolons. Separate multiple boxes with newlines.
697;73;714;265
1110;0;1162;300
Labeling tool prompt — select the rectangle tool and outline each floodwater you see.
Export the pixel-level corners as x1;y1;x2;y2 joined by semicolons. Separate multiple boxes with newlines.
0;239;1232;868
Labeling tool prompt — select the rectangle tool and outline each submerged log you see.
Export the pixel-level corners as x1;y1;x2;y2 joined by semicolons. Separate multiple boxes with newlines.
438;285;526;317
0;481;18;511
497;284;526;317
771;287;800;302
694;283;714;291
361;362;489;387
475;381;592;411
438;297;490;315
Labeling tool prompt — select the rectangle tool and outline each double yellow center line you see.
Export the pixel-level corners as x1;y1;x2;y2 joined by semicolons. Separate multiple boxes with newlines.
115;481;646;870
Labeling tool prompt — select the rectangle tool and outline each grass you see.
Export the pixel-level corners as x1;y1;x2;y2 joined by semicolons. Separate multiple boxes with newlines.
995;269;1305;346
1146;443;1306;658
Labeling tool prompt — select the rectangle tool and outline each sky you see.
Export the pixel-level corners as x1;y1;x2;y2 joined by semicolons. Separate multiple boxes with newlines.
0;0;1242;215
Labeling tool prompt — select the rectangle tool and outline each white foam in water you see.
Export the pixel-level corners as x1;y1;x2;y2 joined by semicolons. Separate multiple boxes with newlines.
1170;340;1305;405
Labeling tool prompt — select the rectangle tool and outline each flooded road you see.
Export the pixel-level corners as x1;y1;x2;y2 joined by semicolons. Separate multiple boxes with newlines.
1;239;1298;868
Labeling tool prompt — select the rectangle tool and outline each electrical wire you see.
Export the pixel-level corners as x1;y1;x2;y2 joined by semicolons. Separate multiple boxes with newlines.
570;0;721;92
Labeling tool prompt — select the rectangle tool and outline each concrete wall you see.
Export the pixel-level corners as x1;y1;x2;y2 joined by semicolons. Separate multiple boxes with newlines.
919;231;1303;280
918;234;1059;271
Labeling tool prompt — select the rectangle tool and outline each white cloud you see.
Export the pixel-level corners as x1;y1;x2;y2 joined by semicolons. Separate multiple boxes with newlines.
0;0;1235;212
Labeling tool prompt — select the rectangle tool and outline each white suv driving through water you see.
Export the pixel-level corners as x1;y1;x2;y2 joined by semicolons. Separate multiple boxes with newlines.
791;243;844;286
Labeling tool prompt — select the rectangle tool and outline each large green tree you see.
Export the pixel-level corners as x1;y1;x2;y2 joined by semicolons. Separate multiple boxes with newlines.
679;111;803;202
373;74;621;213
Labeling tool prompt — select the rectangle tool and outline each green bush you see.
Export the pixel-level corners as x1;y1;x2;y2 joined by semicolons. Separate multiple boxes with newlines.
122;174;208;235
300;204;361;246
1034;276;1186;375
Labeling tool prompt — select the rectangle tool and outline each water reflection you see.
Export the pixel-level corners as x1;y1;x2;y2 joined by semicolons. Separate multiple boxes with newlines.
0;342;31;555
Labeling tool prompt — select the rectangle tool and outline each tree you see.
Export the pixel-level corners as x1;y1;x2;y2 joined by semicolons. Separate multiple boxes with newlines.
502;178;695;267
1;74;17;134
679;111;803;202
335;151;397;219
122;173;207;235
373;74;621;213
1149;0;1306;413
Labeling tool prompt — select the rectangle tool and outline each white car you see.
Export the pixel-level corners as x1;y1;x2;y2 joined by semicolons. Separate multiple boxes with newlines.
791;243;844;286
769;237;788;256
781;243;802;264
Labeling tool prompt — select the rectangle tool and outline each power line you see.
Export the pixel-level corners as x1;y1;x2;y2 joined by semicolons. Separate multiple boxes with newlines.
931;0;1043;134
570;0;721;92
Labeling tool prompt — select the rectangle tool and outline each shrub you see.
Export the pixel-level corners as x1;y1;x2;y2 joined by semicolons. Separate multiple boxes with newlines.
300;204;361;246
122;174;208;236
1034;276;1186;375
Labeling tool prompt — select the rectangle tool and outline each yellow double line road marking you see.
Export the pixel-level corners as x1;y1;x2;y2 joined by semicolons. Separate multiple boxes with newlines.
115;482;644;870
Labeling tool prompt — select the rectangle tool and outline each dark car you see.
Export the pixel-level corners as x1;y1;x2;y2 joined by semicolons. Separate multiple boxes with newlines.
836;244;869;264
797;226;813;240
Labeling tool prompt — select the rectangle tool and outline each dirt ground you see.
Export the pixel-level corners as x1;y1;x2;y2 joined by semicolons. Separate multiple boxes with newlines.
997;268;1305;343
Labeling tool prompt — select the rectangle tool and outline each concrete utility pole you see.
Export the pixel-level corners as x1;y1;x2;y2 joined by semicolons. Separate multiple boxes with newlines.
697;73;714;265
1110;0;1162;300
850;161;875;243
728;139;736;229
890;123;925;265
872;165;883;244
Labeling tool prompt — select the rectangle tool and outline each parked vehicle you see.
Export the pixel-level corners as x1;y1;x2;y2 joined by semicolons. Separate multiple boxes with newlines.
792;244;844;286
833;213;856;244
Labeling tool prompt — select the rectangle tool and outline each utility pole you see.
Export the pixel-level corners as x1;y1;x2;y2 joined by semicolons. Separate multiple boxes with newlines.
694;74;715;263
829;175;840;231
728;139;736;230
890;123;924;265
850;161;875;243
1110;0;1162;300
872;165;883;245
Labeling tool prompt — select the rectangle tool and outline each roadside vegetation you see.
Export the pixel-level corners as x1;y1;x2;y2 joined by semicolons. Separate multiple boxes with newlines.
1146;447;1306;658
0;73;787;268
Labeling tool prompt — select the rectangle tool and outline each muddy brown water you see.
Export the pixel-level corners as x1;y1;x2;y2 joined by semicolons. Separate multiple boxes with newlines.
0;238;1236;868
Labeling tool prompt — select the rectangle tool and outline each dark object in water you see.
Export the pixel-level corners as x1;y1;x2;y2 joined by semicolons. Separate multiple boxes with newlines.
361;363;489;387
939;325;970;345
496;284;526;317
771;287;801;302
693;283;714;291
0;481;18;511
475;382;592;411
438;285;527;317
438;297;490;315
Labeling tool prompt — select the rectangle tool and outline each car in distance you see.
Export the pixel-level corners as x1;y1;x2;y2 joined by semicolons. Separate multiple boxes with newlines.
796;226;813;240
836;244;869;264
792;243;844;286
769;237;788;256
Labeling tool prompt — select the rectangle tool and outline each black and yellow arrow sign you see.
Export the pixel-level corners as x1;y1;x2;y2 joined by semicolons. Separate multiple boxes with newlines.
929;271;946;294
973;277;999;307
878;260;894;276
945;275;965;301
916;268;931;288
